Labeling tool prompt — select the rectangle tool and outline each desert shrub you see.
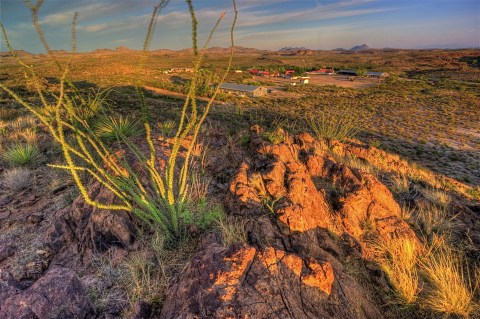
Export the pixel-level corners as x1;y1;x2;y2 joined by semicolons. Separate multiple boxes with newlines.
262;129;285;144
307;111;361;145
3;143;42;166
75;89;107;121
195;199;224;230
1;167;33;191
95;116;142;142
420;244;478;317
156;120;176;137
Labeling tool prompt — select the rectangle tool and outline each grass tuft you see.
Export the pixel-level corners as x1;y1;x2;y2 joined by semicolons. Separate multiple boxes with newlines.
420;244;478;317
95;115;142;142
1;167;33;191
307;111;362;145
3;143;42;166
376;238;420;305
217;216;248;247
421;187;451;208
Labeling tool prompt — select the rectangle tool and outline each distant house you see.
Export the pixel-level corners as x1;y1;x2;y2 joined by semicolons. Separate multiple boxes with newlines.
248;69;259;75
219;83;267;97
300;77;310;84
337;69;357;76
234;70;243;73
170;68;194;73
367;71;389;78
258;71;270;77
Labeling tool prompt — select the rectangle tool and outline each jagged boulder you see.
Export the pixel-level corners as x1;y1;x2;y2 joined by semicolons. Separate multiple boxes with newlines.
228;130;417;250
46;180;136;261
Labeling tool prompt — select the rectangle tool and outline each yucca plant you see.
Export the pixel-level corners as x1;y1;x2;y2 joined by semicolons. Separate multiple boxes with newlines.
157;120;176;137
3;143;42;166
95;115;142;142
307;110;362;145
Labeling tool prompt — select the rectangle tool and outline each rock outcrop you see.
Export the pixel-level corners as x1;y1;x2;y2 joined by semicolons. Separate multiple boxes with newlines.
161;129;420;318
161;237;381;319
0;267;94;319
46;180;136;267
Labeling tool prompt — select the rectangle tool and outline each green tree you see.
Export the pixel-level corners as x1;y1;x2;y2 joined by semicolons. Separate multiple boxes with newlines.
356;68;367;77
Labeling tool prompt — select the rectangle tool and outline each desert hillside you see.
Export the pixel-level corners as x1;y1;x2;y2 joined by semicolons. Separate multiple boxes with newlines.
1;1;480;317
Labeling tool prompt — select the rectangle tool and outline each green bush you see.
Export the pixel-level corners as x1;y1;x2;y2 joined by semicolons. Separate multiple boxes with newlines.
262;130;285;144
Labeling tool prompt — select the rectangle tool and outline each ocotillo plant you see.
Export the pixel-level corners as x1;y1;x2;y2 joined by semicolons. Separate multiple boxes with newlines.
0;0;238;243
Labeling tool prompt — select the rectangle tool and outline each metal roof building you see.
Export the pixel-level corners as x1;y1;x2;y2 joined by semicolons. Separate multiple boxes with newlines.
219;83;267;97
367;71;389;78
337;69;357;75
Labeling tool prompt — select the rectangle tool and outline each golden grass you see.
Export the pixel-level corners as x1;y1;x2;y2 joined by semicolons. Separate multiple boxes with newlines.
422;187;451;208
376;238;420;305
412;206;462;240
19;128;38;144
389;173;410;196
120;233;168;307
420;244;478;317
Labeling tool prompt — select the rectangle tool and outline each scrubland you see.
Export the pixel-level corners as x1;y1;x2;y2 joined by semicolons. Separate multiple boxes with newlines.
1;46;480;318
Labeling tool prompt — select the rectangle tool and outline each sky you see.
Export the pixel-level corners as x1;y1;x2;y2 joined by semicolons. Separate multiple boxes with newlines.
0;0;479;53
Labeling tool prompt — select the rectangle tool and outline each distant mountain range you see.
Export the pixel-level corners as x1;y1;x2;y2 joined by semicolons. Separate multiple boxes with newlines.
2;44;478;56
279;47;308;52
279;44;372;52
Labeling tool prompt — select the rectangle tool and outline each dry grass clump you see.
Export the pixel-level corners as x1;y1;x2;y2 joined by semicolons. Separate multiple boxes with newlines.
10;116;37;130
376;238;420;305
388;173;411;196
420;242;478;317
421;187;451;208
336;153;378;176
18;128;38;144
120;233;168;307
1;168;33;191
412;206;462;240
0;108;20;121
118;232;194;313
217;216;248;247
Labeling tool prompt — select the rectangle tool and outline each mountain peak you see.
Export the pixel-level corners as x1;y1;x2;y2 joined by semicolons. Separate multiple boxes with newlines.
349;44;370;51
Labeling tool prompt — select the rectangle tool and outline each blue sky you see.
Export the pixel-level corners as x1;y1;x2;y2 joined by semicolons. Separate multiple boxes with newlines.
1;0;479;53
